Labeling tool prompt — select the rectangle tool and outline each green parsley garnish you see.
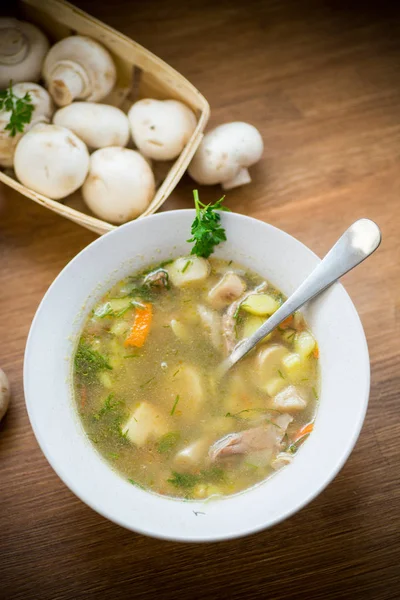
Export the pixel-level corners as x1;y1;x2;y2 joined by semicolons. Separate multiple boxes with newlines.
0;81;34;137
74;339;112;381
187;190;230;258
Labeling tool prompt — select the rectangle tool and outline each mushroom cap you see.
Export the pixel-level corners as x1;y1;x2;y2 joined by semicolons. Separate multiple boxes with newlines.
14;123;90;200
0;367;10;422
0;82;53;168
53;102;130;149
42;36;117;107
188;122;264;186
0;18;49;89
128;99;197;161
82;147;155;224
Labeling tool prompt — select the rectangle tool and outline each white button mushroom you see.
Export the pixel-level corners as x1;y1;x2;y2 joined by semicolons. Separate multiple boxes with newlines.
14;123;89;200
0;18;49;89
0;82;53;167
128;98;197;160
82;147;155;224
42;35;117;107
0;368;10;422
53;102;130;150
188;122;264;189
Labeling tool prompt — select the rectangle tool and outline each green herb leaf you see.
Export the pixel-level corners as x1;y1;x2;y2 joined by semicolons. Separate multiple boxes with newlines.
167;471;200;489
128;479;145;489
0;81;34;137
278;369;285;379
75;339;112;381
157;432;180;454
312;387;319;400
139;376;155;388
94;302;115;319
187;190;230;258
94;394;123;421
200;467;225;483
128;281;155;302
181;259;192;273
170;395;180;415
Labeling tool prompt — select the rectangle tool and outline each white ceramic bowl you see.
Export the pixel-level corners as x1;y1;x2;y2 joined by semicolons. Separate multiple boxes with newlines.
24;211;370;542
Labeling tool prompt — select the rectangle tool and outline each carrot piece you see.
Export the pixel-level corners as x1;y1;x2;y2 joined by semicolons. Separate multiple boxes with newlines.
124;303;153;348
280;314;294;329
313;345;320;359
294;422;314;442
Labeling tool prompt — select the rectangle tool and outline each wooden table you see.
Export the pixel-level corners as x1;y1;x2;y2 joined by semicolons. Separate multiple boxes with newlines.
1;1;399;598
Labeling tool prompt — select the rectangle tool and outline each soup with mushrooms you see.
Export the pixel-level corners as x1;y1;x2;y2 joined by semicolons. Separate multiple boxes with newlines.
73;256;319;499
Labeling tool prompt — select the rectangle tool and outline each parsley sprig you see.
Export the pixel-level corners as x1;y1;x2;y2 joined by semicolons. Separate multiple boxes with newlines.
0;81;34;137
187;190;230;258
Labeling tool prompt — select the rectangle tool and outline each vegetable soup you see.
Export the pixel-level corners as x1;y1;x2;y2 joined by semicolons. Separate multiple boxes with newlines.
73;256;319;499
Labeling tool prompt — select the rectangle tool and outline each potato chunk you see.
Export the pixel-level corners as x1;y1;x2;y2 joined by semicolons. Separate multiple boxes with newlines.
167;364;204;420
207;272;246;309
255;344;289;389
295;331;316;358
271;385;307;412
167;256;210;287
174;438;209;469
122;402;168;447
241;293;280;316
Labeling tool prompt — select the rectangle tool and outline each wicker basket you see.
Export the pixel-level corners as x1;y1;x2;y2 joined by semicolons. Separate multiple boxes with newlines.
0;0;210;234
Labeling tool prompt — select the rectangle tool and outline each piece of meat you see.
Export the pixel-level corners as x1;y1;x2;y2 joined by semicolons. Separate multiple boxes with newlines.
209;413;292;461
222;282;268;354
143;268;168;288
197;304;223;350
272;385;307;412
207;272;246;309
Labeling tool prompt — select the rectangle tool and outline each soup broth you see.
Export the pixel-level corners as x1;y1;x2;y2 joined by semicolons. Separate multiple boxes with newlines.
73;257;319;499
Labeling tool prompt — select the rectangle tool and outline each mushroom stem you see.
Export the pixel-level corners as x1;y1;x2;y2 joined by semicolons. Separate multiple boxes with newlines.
0;27;28;65
48;61;89;107
222;167;251;190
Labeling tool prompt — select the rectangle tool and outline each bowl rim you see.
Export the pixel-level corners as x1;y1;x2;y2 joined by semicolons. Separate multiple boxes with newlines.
23;210;370;542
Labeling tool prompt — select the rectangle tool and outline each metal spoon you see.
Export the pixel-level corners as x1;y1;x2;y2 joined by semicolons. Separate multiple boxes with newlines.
219;218;381;375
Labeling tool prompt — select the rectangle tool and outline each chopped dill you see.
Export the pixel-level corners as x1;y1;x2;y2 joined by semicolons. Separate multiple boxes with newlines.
170;395;180;415
181;259;192;273
75;339;112;381
157;432;180;454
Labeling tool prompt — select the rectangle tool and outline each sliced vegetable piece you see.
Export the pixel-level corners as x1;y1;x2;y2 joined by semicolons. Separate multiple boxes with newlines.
280;314;294;329
167;256;210;287
122;402;168;447
281;352;310;383
262;376;286;397
241;315;274;342
293;422;314;442
170;319;190;342
295;330;316;358
174;438;210;469
271;385;307;412
241;293;280;316
124;302;153;348
207;272;246;309
255;344;289;389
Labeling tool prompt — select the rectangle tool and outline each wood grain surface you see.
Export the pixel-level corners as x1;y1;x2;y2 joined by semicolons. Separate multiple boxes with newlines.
1;1;399;598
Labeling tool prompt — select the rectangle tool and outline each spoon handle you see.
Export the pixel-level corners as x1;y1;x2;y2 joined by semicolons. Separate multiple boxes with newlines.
223;218;381;372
